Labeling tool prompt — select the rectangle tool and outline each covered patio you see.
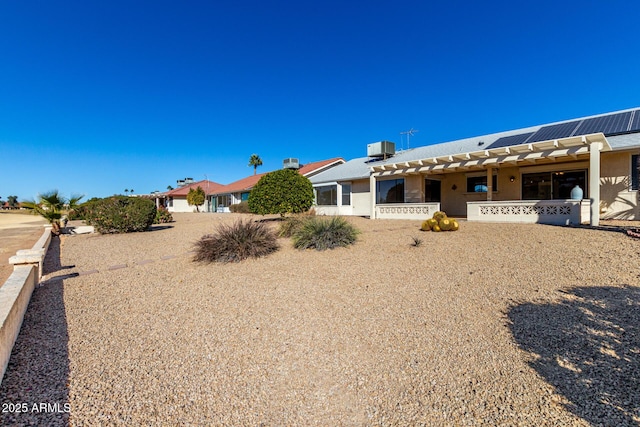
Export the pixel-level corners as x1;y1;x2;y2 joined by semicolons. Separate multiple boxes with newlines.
369;133;611;226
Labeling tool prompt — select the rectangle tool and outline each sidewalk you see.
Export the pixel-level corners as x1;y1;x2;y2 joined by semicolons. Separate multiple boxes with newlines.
0;213;47;286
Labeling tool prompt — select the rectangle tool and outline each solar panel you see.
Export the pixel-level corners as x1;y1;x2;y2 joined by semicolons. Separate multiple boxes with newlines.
486;132;535;149
527;121;581;142
629;109;640;133
572;111;633;136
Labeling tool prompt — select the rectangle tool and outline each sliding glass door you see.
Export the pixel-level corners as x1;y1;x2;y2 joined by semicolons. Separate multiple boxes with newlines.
522;169;587;200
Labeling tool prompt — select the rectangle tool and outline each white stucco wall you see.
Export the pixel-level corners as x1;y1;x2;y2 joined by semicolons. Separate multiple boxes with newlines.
168;197;206;213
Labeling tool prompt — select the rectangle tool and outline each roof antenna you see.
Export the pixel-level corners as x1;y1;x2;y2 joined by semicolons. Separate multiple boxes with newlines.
400;128;419;149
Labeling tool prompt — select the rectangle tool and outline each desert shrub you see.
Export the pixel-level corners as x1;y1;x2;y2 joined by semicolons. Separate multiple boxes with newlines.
85;196;157;234
229;201;250;213
193;219;279;263
248;169;314;216
410;236;423;247
292;216;359;251
278;215;306;238
154;206;174;224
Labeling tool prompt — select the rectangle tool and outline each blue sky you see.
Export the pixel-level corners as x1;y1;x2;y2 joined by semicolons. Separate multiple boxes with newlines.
2;0;639;200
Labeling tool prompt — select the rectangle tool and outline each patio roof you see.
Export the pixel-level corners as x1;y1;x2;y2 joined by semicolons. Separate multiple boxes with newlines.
371;133;611;176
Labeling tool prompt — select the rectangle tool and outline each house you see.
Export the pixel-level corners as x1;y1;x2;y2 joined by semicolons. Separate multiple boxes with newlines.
309;107;640;226
210;157;344;212
165;179;224;213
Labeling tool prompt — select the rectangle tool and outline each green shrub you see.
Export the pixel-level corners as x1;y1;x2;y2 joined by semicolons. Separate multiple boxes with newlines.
229;201;250;213
279;215;308;238
193;219;279;263
85;196;157;234
70;197;101;220
187;186;206;212
154;206;174;224
292;216;359;251
248;169;314;216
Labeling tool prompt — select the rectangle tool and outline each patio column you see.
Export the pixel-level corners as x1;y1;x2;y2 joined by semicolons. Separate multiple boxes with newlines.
337;183;343;209
589;141;602;226
370;174;377;219
486;166;493;201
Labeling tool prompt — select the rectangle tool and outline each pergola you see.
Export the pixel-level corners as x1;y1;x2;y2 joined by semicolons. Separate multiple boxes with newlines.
369;133;612;226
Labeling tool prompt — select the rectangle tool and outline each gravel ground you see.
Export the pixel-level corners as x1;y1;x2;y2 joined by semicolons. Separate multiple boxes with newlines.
1;213;639;426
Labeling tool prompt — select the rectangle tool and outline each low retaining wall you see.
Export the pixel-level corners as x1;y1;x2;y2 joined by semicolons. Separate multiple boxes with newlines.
0;226;52;384
375;203;441;220
467;200;590;225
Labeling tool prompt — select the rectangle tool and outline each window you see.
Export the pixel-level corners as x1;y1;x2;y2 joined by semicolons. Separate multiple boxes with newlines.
341;183;351;206
522;170;587;200
633;154;639;191
424;179;441;202
316;185;337;205
217;195;230;207
377;179;404;204
241;192;250;201
466;175;498;193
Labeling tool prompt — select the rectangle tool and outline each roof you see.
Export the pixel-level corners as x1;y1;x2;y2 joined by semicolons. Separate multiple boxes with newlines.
166;180;224;197
299;157;344;177
310;107;640;184
215;173;266;195
212;157;345;195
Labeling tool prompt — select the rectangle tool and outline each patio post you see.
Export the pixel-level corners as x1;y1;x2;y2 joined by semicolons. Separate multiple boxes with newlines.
486;166;493;201
589;141;601;226
370;174;377;219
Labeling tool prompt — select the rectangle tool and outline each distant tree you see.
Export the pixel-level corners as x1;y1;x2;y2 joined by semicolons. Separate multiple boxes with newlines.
248;154;263;175
7;195;18;208
124;189;129;194
167;185;174;191
187;186;206;212
130;189;134;194
248;169;314;216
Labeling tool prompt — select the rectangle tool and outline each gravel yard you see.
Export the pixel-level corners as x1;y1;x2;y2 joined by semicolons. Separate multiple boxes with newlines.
1;213;639;426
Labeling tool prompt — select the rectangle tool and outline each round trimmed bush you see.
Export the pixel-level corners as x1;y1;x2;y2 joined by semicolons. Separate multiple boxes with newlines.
85;196;157;234
248;169;314;216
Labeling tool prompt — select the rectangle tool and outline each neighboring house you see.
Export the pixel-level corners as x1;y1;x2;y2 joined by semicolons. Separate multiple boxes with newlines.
310;107;640;226
165;180;224;213
210;157;344;212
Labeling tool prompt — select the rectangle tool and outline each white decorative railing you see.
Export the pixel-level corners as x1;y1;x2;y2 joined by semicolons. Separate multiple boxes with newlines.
375;203;440;220
467;200;589;225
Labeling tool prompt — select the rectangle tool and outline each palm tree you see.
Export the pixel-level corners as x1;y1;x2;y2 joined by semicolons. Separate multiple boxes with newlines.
167;185;174;191
248;154;263;175
22;190;84;235
124;189;129;194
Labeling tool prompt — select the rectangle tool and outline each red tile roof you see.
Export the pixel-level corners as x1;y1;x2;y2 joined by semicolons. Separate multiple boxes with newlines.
166;180;224;197
299;157;344;176
212;157;344;195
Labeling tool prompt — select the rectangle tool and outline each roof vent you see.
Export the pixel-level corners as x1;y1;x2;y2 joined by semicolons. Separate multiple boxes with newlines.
367;141;396;158
283;158;300;169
